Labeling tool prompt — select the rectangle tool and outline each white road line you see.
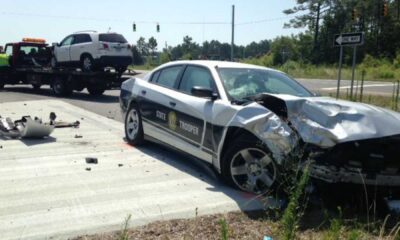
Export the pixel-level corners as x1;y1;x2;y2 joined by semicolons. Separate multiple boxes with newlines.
321;83;394;91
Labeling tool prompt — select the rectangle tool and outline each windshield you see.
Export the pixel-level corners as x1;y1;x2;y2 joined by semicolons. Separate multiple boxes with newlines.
218;68;313;100
99;33;127;43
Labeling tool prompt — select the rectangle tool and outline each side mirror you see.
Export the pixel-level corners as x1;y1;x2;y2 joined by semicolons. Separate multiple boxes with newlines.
52;42;59;47
191;86;218;101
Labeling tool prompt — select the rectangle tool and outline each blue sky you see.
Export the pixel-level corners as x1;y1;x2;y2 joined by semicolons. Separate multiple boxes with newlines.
0;0;304;48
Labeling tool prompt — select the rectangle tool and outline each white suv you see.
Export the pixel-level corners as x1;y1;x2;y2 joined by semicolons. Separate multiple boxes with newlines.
52;31;133;74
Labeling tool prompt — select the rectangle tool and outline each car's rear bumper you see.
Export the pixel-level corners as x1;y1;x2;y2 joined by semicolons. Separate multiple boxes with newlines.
96;56;132;68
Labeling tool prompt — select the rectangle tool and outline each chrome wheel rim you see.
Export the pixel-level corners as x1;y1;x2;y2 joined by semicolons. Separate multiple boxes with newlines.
230;148;276;194
83;57;92;70
126;108;139;140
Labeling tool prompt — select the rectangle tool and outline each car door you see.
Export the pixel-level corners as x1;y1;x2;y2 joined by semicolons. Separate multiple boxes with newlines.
69;34;92;62
55;35;74;63
138;65;185;146
173;65;220;162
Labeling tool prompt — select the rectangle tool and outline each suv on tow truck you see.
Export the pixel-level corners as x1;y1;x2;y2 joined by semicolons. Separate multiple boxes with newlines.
51;31;133;75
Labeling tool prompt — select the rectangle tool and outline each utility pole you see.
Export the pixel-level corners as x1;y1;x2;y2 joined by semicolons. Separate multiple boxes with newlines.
231;5;235;61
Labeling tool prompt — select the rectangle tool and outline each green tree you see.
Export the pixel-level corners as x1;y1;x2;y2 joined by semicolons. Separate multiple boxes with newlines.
271;36;299;65
160;50;171;63
131;46;143;65
148;37;158;56
284;0;333;62
136;37;149;56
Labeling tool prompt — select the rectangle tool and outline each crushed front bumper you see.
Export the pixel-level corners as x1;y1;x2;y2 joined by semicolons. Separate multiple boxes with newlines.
310;164;400;186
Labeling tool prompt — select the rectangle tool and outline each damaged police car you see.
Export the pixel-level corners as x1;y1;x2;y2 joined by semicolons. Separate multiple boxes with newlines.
120;60;400;194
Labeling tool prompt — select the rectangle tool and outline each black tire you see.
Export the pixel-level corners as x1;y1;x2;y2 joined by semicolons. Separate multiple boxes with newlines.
87;85;106;96
50;56;58;68
81;54;94;72
0;80;4;90
116;66;127;76
52;77;72;96
221;141;279;195
32;84;41;90
124;103;144;146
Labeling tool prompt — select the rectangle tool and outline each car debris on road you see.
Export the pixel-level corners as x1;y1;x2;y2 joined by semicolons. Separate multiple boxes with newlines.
0;112;80;139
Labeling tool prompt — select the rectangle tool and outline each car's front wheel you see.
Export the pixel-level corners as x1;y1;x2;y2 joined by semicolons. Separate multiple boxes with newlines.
222;142;278;195
125;103;144;145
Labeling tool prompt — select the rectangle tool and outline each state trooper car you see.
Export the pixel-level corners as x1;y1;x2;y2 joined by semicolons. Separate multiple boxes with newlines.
120;60;400;194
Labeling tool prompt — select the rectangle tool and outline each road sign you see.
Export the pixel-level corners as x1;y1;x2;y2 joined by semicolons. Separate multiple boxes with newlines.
334;32;364;47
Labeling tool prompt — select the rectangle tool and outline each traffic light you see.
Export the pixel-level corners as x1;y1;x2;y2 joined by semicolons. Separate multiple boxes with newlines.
156;23;160;32
351;8;358;21
133;23;136;32
382;1;388;17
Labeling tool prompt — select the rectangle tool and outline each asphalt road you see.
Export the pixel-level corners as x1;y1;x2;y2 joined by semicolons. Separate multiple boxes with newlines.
0;72;395;123
297;78;395;96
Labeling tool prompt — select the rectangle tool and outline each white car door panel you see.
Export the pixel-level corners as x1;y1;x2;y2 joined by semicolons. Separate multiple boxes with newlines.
56;35;74;63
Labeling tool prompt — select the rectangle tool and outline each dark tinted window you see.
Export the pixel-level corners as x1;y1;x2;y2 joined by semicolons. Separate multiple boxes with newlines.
99;33;127;43
179;66;215;94
73;34;92;44
150;71;160;82
156;66;182;88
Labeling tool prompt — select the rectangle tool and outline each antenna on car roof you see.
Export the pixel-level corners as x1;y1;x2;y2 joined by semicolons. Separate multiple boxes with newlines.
74;30;97;33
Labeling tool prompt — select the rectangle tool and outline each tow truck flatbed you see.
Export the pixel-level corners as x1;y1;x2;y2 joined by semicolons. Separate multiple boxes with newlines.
0;38;128;96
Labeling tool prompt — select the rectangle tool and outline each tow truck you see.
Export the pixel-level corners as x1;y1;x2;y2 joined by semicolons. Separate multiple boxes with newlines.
0;38;126;96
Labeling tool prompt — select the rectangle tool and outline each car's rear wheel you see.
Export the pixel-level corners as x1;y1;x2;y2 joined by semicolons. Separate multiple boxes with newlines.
50;56;58;68
116;66;127;76
32;84;41;90
125;103;144;146
81;55;94;72
87;85;106;96
52;77;72;96
222;142;278;195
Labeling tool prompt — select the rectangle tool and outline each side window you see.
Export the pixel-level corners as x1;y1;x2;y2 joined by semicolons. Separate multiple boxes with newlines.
5;46;13;56
156;66;182;88
150;71;160;82
60;36;74;46
73;34;92;44
179;66;215;94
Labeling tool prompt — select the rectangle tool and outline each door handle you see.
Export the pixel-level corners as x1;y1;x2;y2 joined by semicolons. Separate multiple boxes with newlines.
169;101;176;107
141;90;146;95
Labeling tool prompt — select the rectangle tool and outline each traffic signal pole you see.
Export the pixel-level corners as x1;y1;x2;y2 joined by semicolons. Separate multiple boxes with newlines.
231;5;235;61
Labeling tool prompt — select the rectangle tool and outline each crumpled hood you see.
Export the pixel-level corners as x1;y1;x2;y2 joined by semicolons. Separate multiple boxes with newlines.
262;94;400;148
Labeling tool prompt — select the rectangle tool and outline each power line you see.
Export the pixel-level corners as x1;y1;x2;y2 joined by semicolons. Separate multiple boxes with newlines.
0;11;291;26
0;11;126;22
236;16;292;26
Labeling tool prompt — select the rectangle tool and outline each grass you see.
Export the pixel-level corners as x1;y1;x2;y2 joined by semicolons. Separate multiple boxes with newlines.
218;218;229;240
280;163;310;240
325;92;400;111
118;214;131;240
127;65;154;71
